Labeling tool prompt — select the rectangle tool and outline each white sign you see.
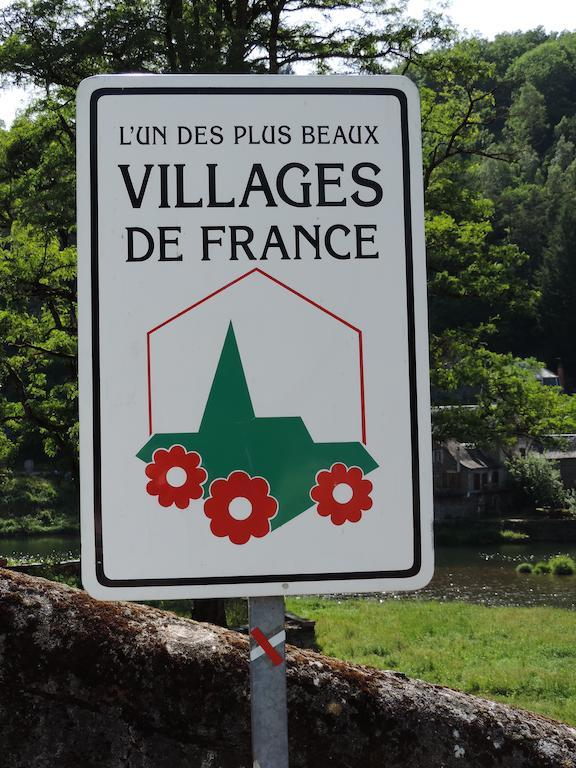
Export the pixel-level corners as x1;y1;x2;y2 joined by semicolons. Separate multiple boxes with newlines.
77;74;433;599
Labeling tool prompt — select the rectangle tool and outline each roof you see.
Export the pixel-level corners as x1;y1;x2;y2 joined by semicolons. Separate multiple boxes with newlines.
535;368;560;385
444;440;500;470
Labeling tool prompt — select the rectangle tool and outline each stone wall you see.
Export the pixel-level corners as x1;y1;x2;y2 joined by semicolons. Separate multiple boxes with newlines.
0;569;575;768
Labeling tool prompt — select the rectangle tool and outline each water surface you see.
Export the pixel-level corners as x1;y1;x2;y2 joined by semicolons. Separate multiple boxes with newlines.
1;537;574;609
0;535;80;562
402;543;576;610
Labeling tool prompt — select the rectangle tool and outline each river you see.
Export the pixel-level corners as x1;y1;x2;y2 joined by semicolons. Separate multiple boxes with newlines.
0;537;574;609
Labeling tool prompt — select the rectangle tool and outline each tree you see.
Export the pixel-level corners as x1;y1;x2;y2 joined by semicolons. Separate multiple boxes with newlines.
473;33;576;379
0;0;454;478
408;39;554;447
507;33;576;133
2;3;575;489
506;453;566;511
0;0;451;86
0;86;77;475
411;39;535;341
0;224;78;477
537;137;576;375
432;344;576;452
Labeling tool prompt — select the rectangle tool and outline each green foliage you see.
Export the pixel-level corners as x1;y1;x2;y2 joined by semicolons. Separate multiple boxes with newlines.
524;554;576;576
506;453;567;510
0;472;58;516
0;471;77;534
3;554;81;585
537;140;576;365
0;6;575;480
414;39;499;183
508;34;576;130
533;561;551;574
0;224;78;474
0;514;78;535
414;39;536;342
421;29;576;412
548;555;575;576
0;0;452;484
288;598;576;725
564;490;576;519
473;31;576;372
0;0;452;84
500;529;529;542
432;346;576;448
504;83;549;152
412;37;572;446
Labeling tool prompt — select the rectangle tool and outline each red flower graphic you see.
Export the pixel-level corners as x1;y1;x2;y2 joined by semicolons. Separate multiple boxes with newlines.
145;445;207;509
204;471;278;545
310;463;373;525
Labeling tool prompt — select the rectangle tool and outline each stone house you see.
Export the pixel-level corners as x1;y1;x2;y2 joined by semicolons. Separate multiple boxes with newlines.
433;440;507;520
542;435;576;490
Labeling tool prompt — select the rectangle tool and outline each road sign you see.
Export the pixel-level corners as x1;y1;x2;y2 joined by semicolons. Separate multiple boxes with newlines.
77;74;433;600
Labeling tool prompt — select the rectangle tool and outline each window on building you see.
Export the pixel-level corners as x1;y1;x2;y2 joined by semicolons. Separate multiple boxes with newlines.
433;449;443;464
442;472;461;490
473;474;481;491
491;471;499;485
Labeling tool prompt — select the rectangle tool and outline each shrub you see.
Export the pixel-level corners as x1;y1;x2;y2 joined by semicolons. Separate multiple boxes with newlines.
0;518;21;534
0;471;78;535
533;561;552;574
548;555;576;576
500;529;529;542
564;489;576;518
516;562;533;574
506;454;567;510
0;474;59;517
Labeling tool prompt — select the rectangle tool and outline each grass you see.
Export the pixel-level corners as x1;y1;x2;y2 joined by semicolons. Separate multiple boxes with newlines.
516;554;576;577
548;555;576;576
0;513;78;536
286;597;576;726
500;529;530;542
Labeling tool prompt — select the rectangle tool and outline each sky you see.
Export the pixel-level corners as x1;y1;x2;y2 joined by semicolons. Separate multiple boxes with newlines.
407;0;575;39
0;0;574;126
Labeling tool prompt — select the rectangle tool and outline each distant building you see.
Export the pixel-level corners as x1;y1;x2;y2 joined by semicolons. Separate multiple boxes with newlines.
433;440;507;520
431;364;572;520
535;368;561;387
542;435;576;490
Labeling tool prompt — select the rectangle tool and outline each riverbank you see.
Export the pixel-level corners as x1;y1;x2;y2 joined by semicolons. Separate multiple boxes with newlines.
287;597;576;726
0;520;79;537
434;517;576;545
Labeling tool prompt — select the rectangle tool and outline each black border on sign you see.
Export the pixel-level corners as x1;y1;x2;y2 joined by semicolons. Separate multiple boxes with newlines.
89;85;423;588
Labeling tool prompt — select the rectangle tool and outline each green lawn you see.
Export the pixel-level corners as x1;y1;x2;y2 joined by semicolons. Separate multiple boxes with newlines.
286;597;576;726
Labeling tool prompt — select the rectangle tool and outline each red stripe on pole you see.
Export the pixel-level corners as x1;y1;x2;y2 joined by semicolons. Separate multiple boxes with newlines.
251;627;284;666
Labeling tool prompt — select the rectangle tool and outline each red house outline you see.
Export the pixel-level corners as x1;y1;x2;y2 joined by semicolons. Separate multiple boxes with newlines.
146;268;367;444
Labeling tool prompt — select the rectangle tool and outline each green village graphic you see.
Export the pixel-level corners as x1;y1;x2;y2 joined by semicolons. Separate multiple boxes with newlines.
137;323;377;541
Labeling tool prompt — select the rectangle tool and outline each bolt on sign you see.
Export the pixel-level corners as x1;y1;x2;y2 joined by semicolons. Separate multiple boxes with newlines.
77;74;433;600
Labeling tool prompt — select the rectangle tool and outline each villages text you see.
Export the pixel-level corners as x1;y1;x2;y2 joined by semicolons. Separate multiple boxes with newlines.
120;161;385;261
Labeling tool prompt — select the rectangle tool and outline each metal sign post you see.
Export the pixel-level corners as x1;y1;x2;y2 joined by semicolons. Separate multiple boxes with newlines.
249;596;289;768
